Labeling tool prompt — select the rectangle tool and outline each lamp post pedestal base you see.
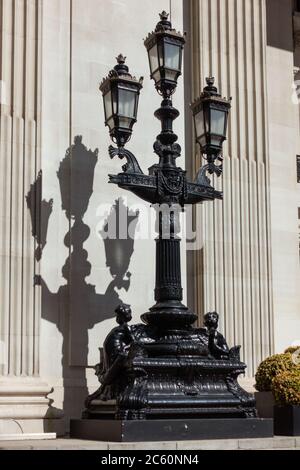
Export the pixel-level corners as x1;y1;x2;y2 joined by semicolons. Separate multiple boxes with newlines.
70;418;273;442
82;318;258;422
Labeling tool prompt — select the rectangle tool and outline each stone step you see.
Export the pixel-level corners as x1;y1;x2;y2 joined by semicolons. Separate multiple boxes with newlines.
0;436;299;450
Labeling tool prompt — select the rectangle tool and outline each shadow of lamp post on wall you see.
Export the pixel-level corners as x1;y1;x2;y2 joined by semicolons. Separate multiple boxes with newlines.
71;12;273;441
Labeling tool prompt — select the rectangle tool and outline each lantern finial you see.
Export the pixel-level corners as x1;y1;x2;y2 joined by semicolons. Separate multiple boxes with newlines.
156;11;172;32
204;76;218;95
206;77;214;86
159;11;169;21
116;54;126;65
113;54;129;76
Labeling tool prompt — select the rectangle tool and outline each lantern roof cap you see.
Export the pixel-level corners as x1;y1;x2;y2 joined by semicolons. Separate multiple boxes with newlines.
156;11;172;32
99;55;143;93
144;12;186;48
190;77;232;111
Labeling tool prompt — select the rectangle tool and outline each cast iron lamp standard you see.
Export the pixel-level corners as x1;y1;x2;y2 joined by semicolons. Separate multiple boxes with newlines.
73;12;273;440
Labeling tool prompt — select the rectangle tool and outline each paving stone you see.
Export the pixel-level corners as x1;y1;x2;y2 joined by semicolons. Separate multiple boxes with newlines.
238;438;275;450
30;446;59;450
108;441;177;451
271;437;296;449
239;437;296;450
176;439;239;450
78;444;109;450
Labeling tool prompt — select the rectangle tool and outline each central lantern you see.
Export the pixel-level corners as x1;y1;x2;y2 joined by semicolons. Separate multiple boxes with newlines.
144;11;185;96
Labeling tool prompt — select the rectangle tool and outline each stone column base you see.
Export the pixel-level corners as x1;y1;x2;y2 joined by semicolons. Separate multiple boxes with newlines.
0;378;64;439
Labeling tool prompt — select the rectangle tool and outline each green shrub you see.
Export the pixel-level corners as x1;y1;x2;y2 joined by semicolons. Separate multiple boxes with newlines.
272;370;300;405
255;353;295;392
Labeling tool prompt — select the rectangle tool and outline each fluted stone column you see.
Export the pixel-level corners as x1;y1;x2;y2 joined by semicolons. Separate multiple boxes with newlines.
189;0;274;375
0;0;57;436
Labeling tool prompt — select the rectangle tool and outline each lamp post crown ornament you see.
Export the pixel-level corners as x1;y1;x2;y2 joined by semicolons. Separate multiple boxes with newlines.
203;76;218;95
156;10;172;31
114;53;129;75
102;54;143;84
86;11;258;424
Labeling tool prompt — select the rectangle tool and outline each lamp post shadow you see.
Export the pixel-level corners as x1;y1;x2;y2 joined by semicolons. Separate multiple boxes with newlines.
27;136;139;429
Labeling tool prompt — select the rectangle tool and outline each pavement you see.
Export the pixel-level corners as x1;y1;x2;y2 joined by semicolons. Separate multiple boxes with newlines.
0;436;299;450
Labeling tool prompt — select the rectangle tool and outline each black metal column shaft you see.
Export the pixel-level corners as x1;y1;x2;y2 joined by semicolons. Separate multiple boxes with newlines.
155;237;182;302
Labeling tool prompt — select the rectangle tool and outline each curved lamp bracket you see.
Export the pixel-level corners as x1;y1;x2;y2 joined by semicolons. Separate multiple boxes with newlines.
194;155;223;188
109;146;144;175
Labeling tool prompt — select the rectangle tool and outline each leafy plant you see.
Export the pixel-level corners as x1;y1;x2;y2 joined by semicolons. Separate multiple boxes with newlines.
255;353;295;392
284;346;300;355
272;370;300;405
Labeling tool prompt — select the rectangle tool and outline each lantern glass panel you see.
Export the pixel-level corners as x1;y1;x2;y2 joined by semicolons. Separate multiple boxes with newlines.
158;42;164;67
112;88;118;114
149;45;159;73
211;136;223;146
165;69;178;81
164;42;180;70
210;108;226;136
199;135;207;148
119;116;132;129
107;117;114;131
103;91;113;120
118;88;136;118
195;109;205;139
152;70;161;83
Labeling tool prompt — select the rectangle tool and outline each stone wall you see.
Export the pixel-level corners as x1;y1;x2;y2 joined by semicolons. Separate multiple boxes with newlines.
189;0;273;376
0;0;186;435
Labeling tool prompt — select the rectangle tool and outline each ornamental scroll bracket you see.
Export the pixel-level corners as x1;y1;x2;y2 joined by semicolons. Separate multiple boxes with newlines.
109;145;144;175
194;155;223;188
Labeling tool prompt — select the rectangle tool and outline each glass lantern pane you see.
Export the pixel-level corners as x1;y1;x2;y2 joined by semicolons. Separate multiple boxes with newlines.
199;135;207;147
112;89;118;114
165;69;178;81
107;117;114;131
119;116;133;129
149;45;159;73
104;92;113;119
118;88;136;118
195;110;205;139
158;42;164;68
164;43;180;70
210;109;226;136
210;136;222;147
152;70;161;83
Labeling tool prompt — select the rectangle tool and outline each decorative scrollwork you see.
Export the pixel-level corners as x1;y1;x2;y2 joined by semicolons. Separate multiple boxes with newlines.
226;374;256;413
109;145;144;174
194;155;223;187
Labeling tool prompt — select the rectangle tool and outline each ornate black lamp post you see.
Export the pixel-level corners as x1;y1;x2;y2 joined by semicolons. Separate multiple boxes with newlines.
72;12;272;441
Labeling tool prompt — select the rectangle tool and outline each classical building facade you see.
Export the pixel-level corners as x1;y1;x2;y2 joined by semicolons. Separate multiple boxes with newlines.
0;0;299;436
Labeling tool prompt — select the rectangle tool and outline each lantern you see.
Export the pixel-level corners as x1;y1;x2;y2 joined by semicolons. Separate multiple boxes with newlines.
100;54;143;147
144;11;185;96
191;77;231;157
